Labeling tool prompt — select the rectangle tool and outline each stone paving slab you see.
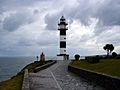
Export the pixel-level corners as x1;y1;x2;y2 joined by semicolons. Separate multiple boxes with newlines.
29;69;60;90
29;60;105;90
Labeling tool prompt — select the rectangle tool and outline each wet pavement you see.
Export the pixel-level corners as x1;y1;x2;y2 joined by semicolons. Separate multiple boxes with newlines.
29;60;105;90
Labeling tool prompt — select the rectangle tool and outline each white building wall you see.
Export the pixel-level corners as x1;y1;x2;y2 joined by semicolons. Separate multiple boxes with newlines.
60;48;66;54
60;35;66;41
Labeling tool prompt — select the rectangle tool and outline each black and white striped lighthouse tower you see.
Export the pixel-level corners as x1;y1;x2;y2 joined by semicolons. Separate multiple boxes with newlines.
57;16;69;60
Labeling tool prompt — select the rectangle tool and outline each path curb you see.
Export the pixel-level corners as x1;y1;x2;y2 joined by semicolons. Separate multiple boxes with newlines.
22;69;30;90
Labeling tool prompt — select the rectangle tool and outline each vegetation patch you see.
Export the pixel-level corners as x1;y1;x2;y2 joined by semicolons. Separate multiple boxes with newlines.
85;55;100;63
21;61;44;72
72;59;120;77
0;73;23;90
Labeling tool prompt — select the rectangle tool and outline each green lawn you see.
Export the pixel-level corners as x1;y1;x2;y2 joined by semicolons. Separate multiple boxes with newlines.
72;59;120;77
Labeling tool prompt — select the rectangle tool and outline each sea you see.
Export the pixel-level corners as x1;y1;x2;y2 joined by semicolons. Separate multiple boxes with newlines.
0;56;56;82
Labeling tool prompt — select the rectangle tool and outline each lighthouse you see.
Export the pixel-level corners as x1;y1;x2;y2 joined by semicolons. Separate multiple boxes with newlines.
57;16;69;60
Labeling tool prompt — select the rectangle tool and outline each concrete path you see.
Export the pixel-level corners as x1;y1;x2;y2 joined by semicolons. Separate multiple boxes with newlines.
29;60;105;90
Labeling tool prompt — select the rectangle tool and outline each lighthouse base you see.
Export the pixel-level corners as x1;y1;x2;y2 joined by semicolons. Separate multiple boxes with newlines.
57;54;69;60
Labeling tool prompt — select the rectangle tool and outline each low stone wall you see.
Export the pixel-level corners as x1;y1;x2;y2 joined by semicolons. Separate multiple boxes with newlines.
34;61;56;73
22;69;30;90
68;63;120;90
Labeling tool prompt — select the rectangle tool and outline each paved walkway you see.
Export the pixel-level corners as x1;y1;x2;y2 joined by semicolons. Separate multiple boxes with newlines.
29;60;105;90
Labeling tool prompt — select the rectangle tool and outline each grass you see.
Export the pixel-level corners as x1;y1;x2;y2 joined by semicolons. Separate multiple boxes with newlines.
0;73;23;90
72;59;120;77
0;60;52;90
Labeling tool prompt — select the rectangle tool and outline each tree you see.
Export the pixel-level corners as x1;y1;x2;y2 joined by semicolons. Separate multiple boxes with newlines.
103;44;114;56
112;52;117;58
74;54;80;60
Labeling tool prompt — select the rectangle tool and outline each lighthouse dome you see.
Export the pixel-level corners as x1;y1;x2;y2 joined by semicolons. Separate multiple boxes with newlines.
60;16;65;20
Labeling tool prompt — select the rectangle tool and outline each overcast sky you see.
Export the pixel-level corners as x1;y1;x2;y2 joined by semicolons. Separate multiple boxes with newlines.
0;0;120;57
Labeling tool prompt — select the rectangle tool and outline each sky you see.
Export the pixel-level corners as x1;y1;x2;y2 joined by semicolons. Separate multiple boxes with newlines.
0;0;120;57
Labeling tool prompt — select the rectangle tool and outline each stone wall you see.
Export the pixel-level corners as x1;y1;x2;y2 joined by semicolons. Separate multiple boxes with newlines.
22;69;30;90
68;64;120;90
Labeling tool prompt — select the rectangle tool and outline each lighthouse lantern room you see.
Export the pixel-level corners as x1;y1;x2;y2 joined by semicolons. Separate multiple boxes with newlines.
57;16;69;60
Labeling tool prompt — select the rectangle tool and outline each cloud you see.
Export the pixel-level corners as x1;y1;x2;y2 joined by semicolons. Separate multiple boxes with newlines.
45;14;58;30
2;11;34;31
95;0;120;26
44;0;120;34
95;26;120;45
0;0;38;12
0;0;120;56
44;10;62;31
0;20;58;56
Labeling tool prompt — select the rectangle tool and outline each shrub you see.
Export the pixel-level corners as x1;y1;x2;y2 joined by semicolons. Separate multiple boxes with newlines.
115;55;120;59
112;52;117;58
74;54;80;60
86;55;100;64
